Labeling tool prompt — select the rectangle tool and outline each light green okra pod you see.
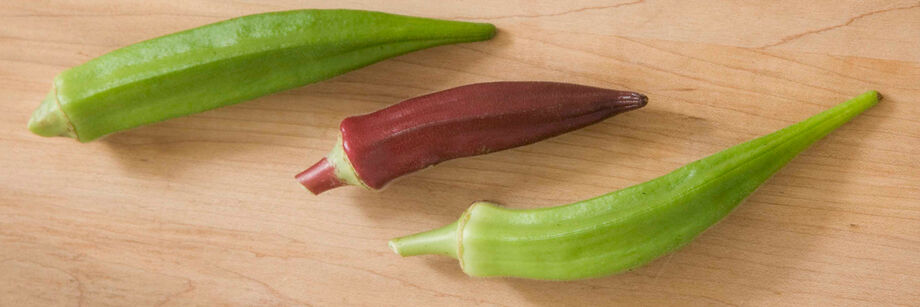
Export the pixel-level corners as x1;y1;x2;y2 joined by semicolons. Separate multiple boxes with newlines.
389;91;880;280
27;9;496;142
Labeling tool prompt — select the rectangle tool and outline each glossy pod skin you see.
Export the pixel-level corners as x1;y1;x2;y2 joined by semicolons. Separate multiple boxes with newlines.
389;91;880;280
296;82;649;194
27;10;496;142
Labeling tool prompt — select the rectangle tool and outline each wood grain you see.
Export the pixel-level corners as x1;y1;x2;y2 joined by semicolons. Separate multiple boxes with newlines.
1;1;918;306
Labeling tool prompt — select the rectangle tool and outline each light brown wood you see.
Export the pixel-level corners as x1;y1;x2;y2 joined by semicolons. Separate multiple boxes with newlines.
2;1;918;306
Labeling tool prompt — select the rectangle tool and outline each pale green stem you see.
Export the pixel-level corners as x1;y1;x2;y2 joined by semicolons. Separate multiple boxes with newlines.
389;221;459;259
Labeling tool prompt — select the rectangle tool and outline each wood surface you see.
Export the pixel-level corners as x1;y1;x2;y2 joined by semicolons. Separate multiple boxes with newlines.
2;1;919;306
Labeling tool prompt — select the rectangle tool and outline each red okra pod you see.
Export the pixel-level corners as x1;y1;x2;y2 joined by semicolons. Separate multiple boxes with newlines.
296;81;648;194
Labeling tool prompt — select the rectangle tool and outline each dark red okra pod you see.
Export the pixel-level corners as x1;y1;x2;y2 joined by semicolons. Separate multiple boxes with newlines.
296;81;648;194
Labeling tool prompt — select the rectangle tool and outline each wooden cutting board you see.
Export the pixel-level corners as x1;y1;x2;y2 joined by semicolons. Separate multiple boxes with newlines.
2;1;918;305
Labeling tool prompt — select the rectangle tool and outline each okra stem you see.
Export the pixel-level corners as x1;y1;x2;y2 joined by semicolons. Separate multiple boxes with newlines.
27;91;75;138
389;221;459;258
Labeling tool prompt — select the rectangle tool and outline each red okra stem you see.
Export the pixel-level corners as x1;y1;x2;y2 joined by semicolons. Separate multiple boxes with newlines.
297;81;648;194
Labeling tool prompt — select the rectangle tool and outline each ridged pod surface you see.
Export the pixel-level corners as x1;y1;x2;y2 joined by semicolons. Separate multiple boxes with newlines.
389;91;880;280
296;82;648;194
27;10;496;142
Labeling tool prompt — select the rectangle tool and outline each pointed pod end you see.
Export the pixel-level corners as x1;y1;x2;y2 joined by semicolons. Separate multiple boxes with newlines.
618;91;648;111
481;23;498;40
868;90;882;102
449;19;496;42
27;90;77;140
296;158;346;195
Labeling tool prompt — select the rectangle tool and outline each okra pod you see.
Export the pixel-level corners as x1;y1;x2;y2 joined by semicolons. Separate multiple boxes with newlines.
389;91;880;280
27;10;496;142
296;82;648;194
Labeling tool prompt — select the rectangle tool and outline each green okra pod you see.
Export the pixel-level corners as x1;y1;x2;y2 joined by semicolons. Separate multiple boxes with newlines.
389;91;880;280
27;10;496;142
